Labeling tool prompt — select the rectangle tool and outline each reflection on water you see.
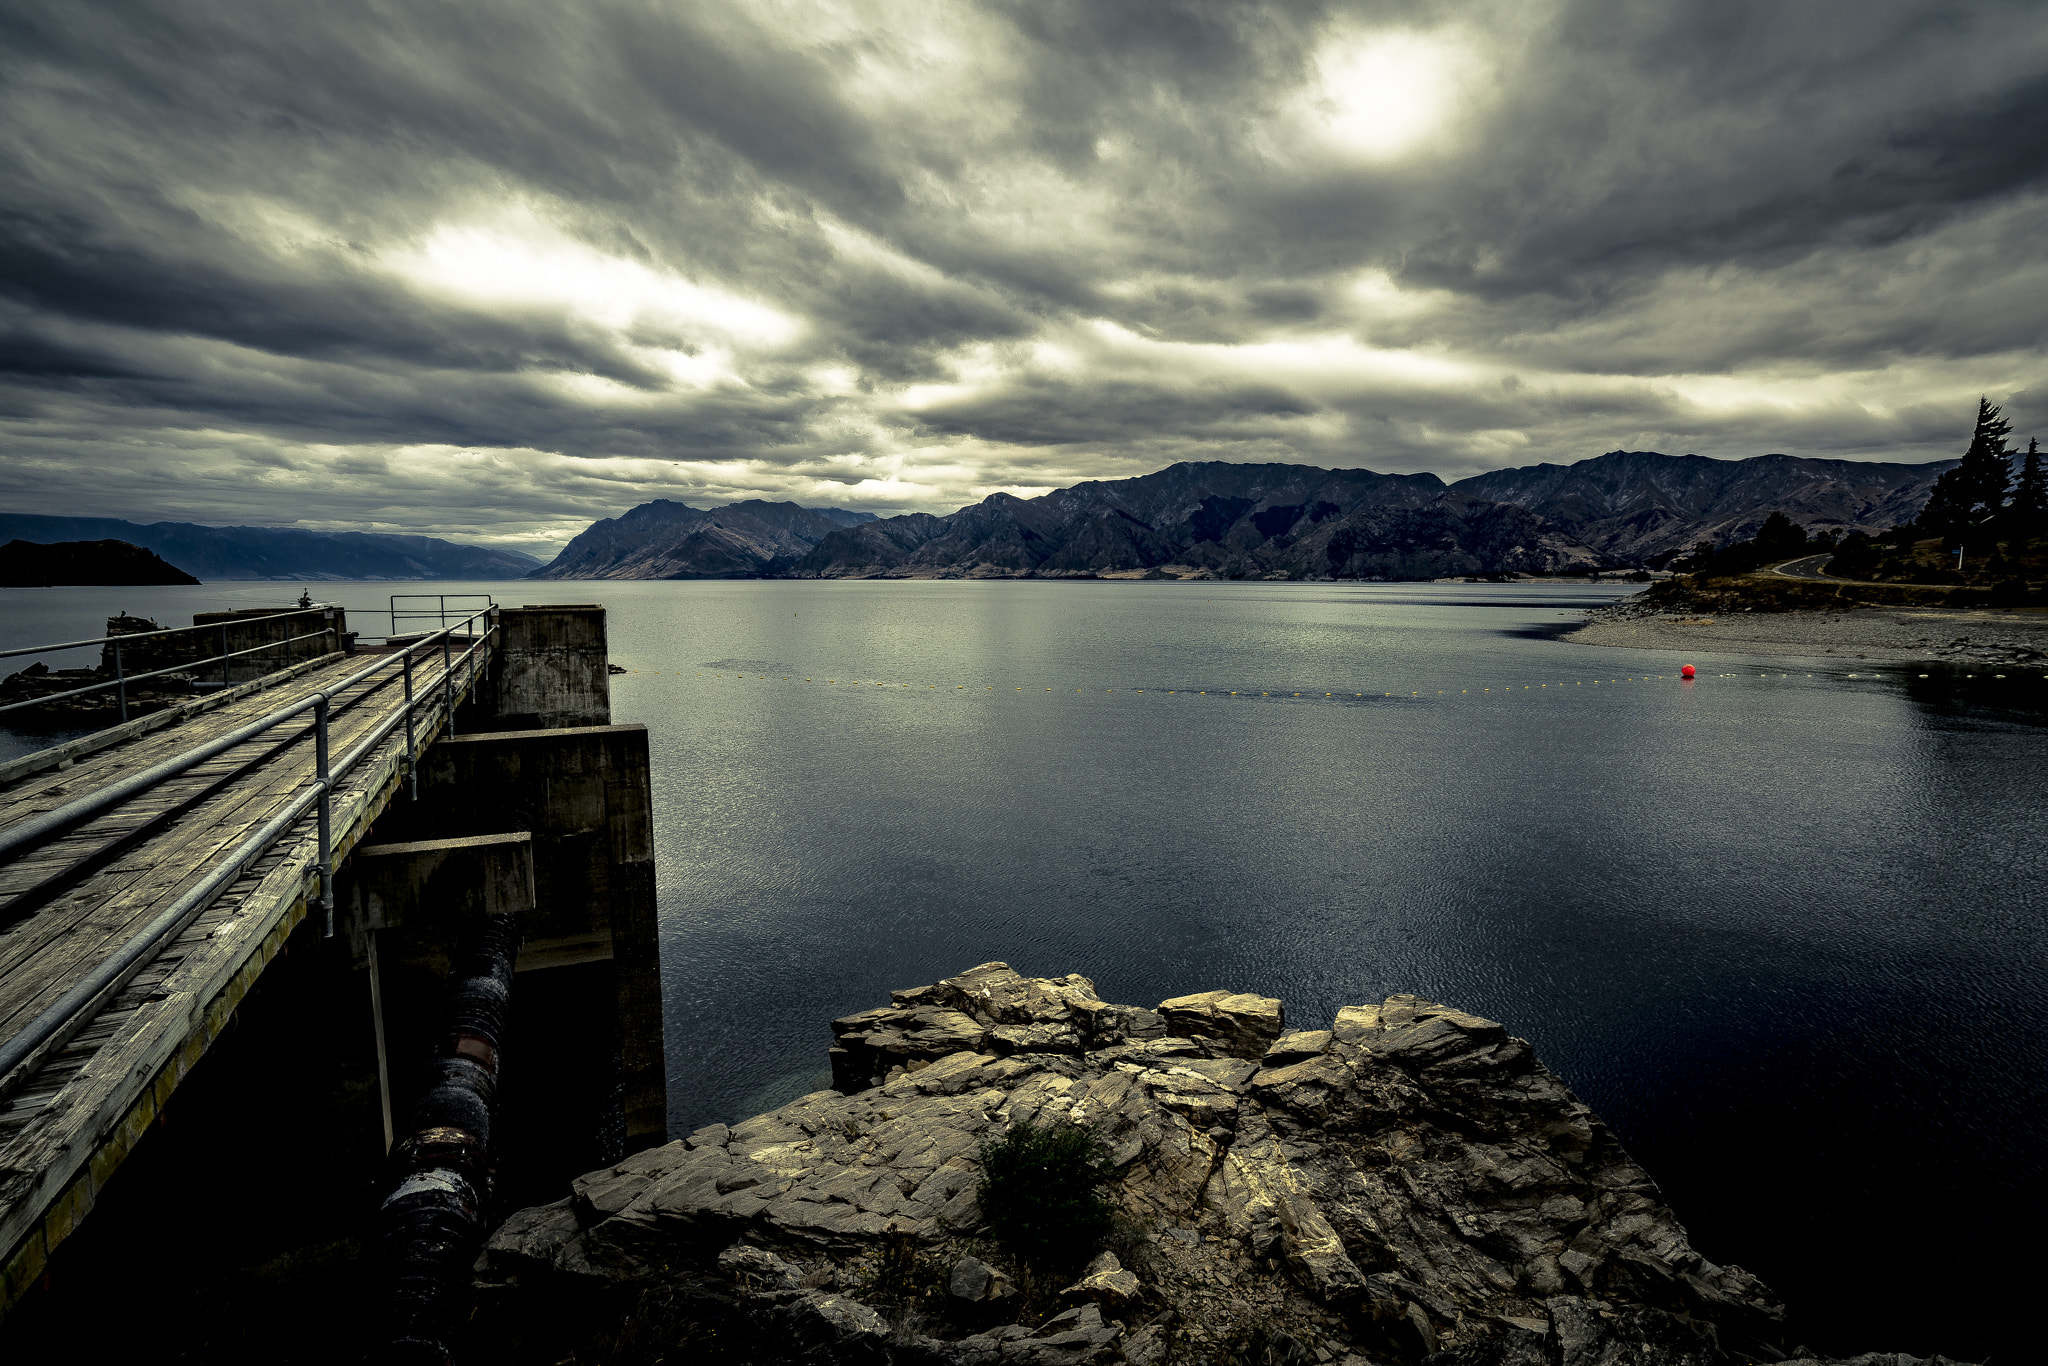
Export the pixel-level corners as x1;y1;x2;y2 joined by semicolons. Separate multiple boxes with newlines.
4;578;2042;1360
628;580;2042;1364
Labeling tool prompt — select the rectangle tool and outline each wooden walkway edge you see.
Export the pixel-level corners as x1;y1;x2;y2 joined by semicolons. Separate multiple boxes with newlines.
0;643;491;1314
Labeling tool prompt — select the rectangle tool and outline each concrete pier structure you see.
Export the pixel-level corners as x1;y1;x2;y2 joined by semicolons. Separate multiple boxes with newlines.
343;719;666;1151
0;601;663;1334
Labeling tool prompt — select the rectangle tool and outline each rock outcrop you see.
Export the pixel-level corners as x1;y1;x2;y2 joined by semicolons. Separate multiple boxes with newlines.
473;963;1974;1366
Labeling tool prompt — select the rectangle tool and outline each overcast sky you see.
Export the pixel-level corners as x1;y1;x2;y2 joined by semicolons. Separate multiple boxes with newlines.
4;1;2045;555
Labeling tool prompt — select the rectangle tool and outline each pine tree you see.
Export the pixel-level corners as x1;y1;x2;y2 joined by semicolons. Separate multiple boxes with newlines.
2010;437;2047;541
1753;511;1807;556
1919;397;2013;541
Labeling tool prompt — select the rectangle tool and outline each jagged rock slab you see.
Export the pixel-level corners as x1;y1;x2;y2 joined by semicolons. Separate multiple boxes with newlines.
476;963;1973;1366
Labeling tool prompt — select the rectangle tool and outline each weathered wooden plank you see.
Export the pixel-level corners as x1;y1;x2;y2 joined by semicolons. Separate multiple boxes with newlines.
4;671;439;1046
0;700;305;823
0;652;414;847
0;757;310;977
0;845;316;1260
0;651;356;784
0;805;378;1273
0;651;351;788
0;647;482;1288
0;656;459;1005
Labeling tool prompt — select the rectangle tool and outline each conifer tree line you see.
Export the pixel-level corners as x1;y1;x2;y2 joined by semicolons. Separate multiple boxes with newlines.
1918;397;2048;543
1674;398;2044;596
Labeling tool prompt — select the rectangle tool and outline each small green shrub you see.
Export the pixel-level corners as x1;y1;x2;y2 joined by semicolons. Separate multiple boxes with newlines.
974;1120;1116;1273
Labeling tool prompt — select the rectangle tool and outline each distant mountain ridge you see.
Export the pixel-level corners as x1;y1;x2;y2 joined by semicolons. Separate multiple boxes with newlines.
1448;451;1955;562
535;449;1961;581
530;501;878;579
792;462;1581;579
0;514;541;581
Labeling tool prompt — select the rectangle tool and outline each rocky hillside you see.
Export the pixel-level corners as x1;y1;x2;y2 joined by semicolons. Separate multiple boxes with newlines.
1449;451;1952;564
794;463;1588;579
529;500;877;579
473;963;1965;1366
536;452;1963;582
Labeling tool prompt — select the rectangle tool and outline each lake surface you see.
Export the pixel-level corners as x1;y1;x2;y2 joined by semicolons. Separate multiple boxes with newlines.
4;578;2042;1361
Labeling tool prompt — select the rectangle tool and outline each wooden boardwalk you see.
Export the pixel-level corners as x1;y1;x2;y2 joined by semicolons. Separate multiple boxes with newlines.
0;641;487;1307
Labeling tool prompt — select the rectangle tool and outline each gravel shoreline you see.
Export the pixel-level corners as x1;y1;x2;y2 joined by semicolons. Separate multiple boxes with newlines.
1562;601;2048;668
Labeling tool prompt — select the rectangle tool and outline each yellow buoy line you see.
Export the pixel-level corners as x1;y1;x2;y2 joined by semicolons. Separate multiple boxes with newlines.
612;667;2041;697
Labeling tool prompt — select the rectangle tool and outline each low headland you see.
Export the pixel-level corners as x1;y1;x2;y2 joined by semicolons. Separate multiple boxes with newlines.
470;962;1973;1366
0;537;199;587
1564;573;2048;669
1562;483;2047;667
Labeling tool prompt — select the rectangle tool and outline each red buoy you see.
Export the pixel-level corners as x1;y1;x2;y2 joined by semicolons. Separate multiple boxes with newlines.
1681;664;1696;679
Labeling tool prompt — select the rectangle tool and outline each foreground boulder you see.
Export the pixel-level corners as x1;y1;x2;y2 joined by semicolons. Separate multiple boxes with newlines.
474;963;1972;1365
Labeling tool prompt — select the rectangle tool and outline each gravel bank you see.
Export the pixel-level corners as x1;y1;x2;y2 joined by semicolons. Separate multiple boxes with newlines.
1563;601;2048;668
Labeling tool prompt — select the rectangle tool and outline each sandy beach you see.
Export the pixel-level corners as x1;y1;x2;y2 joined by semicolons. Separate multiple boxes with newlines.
1563;602;2048;668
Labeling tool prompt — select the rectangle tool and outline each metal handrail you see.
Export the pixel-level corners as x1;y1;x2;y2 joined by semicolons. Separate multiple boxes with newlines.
0;632;336;717
0;606;334;661
389;593;496;636
0;609;485;858
0;607;499;1095
1;605;342;724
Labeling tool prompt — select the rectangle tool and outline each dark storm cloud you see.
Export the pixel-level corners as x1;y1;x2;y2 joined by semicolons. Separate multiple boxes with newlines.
1;0;2044;549
917;373;1320;446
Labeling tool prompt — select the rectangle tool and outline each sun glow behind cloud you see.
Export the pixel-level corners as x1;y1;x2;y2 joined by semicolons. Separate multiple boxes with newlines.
1307;32;1474;159
3;0;2039;544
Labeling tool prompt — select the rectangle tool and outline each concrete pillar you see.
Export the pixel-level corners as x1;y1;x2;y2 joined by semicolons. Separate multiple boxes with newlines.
343;604;664;1172
347;832;536;965
469;604;610;731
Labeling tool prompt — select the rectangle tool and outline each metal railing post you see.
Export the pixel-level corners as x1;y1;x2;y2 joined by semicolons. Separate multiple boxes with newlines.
441;632;454;736
114;640;128;724
402;650;417;801
315;695;334;938
220;625;230;687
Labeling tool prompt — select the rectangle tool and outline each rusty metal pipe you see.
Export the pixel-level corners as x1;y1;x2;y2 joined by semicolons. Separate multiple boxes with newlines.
376;912;521;1363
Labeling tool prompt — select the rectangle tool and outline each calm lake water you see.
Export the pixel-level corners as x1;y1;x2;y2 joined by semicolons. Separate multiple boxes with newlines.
3;578;2042;1361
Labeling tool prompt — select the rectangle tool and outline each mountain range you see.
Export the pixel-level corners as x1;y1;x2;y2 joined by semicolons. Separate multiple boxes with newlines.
532;501;875;579
1452;451;1951;564
528;450;1962;581
0;514;542;581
